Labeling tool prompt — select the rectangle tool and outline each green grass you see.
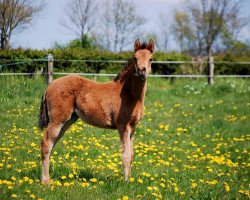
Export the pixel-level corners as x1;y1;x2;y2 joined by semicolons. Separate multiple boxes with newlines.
0;76;249;200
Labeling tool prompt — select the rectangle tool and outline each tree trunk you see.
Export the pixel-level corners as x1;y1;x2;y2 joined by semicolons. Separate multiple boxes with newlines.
207;48;215;85
1;34;4;49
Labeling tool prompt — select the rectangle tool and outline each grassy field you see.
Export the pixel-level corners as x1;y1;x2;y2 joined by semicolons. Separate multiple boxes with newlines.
0;76;249;200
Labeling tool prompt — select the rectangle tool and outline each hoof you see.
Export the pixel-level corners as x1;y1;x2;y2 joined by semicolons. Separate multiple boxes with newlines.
41;178;50;185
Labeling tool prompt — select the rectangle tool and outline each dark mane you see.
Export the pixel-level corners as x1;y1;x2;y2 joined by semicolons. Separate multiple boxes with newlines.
114;41;148;82
114;59;134;82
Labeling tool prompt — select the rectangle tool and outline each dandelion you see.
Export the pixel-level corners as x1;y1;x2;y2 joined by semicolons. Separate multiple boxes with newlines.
160;183;165;188
180;191;185;195
129;177;134;182
90;178;98;183
138;178;143;183
68;173;74;178
122;196;129;200
61;176;67;180
191;183;197;188
56;181;62;187
146;128;152;133
81;182;89;187
147;186;153;191
30;194;35;199
207;180;218;185
11;194;17;198
224;182;230;192
63;182;70;187
8;185;13;189
30;142;36;147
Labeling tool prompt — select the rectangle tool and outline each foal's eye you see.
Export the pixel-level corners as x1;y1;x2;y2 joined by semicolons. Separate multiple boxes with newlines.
149;59;152;62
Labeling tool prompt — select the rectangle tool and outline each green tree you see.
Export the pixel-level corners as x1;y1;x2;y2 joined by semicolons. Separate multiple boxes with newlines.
173;0;246;57
0;0;46;49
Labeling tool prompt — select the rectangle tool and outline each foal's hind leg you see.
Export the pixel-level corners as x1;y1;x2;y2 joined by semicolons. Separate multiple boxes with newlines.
41;122;62;184
41;114;78;184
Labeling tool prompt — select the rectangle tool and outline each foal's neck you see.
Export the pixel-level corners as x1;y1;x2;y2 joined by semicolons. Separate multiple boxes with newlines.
122;64;147;101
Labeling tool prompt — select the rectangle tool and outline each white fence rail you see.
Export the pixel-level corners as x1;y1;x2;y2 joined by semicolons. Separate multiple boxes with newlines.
1;56;250;85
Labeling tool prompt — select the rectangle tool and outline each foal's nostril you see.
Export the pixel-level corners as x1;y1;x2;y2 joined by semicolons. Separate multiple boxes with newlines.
142;67;146;71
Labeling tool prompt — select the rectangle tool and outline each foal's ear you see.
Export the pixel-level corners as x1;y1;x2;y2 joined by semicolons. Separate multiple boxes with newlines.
147;39;154;53
134;38;141;52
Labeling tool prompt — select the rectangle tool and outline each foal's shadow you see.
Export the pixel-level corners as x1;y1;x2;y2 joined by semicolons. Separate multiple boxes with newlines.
78;169;96;180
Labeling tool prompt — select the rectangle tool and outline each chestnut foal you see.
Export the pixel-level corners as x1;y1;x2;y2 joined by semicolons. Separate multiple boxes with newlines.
39;38;154;184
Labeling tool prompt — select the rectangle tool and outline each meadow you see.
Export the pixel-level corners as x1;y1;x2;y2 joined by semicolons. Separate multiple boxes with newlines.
0;76;249;200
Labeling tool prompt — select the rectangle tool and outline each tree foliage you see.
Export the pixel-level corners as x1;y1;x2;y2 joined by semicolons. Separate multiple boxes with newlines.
172;0;246;56
0;0;46;49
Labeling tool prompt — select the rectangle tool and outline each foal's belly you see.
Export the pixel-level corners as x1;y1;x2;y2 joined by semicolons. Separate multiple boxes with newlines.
75;109;117;129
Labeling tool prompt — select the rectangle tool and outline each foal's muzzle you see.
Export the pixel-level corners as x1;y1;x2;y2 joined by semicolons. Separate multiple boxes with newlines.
137;69;147;81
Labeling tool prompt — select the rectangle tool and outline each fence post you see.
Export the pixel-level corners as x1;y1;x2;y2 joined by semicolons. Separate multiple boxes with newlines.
208;56;214;85
45;54;53;85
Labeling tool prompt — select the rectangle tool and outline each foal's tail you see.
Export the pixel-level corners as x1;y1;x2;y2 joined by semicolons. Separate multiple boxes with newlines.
39;93;49;130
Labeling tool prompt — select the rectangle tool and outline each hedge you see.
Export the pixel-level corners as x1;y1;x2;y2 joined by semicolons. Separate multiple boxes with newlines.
0;48;249;75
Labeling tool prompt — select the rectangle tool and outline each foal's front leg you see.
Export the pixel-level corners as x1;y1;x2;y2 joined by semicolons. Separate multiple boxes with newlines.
118;125;135;181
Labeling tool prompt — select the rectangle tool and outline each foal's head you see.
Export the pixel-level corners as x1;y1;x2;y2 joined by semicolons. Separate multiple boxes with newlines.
133;38;154;81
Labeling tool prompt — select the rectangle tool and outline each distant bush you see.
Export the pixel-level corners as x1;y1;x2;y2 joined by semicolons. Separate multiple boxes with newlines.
215;53;250;75
0;48;249;75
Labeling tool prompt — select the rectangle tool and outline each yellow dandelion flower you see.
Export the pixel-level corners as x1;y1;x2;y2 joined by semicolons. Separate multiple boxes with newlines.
146;128;152;133
30;194;35;199
61;176;67;180
8;185;13;189
224;182;230;192
81;182;89;187
147;186;153;191
63;182;70;187
56;181;62;187
11;194;17;198
138;178;143;183
122;195;129;200
90;178;98;183
129;177;134;182
160;183;165;188
208;168;214;173
180;191;185;195
30;142;36;147
68;174;74;178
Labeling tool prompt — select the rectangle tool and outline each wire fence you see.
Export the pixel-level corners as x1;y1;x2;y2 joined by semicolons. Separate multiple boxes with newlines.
1;58;250;66
1;58;250;79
